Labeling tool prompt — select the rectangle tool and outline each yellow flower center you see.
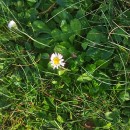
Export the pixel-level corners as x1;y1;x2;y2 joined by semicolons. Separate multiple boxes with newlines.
53;57;60;65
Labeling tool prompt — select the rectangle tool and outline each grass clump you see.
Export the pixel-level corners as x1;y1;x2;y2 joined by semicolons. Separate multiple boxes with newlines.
0;0;130;129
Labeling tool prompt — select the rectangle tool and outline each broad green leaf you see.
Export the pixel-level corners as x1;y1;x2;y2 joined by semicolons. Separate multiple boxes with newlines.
101;49;114;59
41;53;49;59
60;41;71;48
60;20;69;32
113;63;123;71
52;80;57;84
87;28;106;43
81;41;89;50
95;60;109;68
76;9;86;18
70;19;81;35
27;0;37;3
25;8;38;21
60;20;73;41
61;33;70;41
69;34;75;43
54;45;69;57
122;108;130;116
57;115;64;123
51;7;71;23
86;47;113;60
34;35;51;49
0;63;3;70
103;123;112;129
77;73;92;82
105;109;120;123
75;2;91;20
58;69;66;76
86;64;96;74
56;0;75;7
105;112;113;121
51;29;62;41
43;99;50;110
33;20;51;34
16;1;24;7
119;91;129;102
113;28;128;43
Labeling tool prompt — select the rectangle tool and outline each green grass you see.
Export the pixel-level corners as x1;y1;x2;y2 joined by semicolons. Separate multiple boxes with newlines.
0;0;130;129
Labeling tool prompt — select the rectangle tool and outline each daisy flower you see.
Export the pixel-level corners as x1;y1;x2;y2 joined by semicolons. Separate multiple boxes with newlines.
8;20;17;29
50;52;65;69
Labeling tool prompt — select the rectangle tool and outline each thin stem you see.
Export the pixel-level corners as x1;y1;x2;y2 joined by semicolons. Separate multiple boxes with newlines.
17;29;50;48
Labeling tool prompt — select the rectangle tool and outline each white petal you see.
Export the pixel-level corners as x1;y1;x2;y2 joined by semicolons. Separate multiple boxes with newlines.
54;52;58;57
56;65;59;69
58;53;63;59
50;53;56;60
8;20;17;29
59;60;64;64
61;62;65;66
60;59;64;62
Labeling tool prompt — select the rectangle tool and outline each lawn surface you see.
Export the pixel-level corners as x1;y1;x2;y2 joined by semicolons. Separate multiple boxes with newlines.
0;0;130;129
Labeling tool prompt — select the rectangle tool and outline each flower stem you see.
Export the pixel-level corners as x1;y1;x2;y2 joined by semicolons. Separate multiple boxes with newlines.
17;29;50;47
